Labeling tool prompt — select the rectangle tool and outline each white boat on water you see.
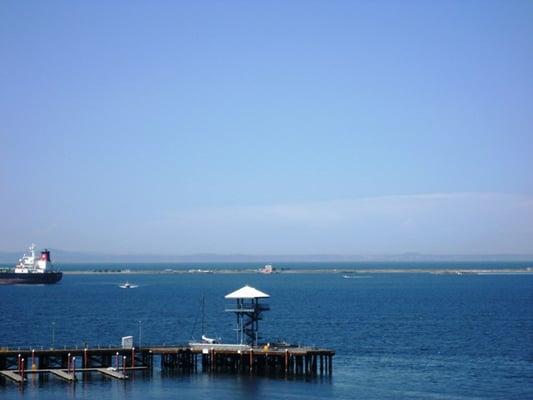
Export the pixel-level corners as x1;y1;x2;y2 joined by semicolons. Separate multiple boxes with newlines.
119;282;138;289
188;296;248;351
342;273;371;279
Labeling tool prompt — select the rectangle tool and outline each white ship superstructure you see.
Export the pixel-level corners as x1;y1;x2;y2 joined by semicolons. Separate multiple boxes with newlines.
14;244;52;274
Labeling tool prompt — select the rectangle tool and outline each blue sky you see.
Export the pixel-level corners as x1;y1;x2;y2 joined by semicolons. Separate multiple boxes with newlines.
1;1;532;254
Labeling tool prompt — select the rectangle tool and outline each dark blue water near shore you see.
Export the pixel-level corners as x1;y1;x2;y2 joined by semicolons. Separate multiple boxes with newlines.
1;269;532;399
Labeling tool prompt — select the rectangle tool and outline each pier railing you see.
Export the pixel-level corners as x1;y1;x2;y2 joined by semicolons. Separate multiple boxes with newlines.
0;344;334;384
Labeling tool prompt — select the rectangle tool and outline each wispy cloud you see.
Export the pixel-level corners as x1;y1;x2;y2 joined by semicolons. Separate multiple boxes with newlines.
4;192;530;254
143;192;533;254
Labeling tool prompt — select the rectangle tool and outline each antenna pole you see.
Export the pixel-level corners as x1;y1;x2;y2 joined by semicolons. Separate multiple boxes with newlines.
201;296;205;335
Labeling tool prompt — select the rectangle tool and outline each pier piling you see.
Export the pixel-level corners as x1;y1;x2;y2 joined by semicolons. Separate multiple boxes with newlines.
0;344;333;385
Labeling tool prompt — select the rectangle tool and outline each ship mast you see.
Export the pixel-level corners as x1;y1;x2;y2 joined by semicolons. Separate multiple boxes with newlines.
29;243;36;265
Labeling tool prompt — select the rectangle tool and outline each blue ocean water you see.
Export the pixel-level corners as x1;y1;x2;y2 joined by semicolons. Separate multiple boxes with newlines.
0;266;532;399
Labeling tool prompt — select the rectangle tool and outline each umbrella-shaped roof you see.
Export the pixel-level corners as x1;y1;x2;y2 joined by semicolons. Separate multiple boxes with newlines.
225;285;270;299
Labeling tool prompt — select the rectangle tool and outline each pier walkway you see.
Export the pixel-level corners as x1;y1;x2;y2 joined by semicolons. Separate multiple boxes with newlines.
0;344;334;385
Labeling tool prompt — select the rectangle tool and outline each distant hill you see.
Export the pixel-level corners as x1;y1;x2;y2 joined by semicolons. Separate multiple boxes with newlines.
0;249;532;264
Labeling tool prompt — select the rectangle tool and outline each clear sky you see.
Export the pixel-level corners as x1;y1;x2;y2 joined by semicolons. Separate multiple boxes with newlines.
1;1;532;255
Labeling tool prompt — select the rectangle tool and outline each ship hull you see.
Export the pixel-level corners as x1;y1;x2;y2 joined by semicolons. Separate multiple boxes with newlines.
0;271;63;284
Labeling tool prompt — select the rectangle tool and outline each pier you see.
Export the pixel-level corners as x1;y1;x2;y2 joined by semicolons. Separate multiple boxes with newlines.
0;285;334;386
0;345;334;384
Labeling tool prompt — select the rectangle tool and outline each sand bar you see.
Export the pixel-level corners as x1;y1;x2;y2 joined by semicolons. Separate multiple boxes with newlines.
63;268;533;275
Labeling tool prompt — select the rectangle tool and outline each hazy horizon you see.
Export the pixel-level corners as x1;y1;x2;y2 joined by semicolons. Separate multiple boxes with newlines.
1;2;532;255
1;246;533;265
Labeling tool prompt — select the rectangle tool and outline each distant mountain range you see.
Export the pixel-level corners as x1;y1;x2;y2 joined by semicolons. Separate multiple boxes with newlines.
0;249;532;264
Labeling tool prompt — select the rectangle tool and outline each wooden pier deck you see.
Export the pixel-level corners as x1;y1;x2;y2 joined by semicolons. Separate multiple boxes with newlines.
49;369;76;381
0;344;334;384
96;367;128;380
0;370;25;383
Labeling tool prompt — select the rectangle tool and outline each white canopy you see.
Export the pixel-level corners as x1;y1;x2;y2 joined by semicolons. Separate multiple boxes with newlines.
225;285;270;299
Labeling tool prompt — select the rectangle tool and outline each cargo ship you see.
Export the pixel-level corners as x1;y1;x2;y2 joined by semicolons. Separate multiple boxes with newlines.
0;244;62;284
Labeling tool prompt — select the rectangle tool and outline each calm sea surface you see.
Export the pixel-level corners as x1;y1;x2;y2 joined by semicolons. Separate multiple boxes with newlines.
1;263;532;399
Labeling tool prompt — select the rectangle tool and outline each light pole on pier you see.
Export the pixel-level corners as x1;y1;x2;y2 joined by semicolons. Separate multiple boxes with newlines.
51;321;56;349
138;320;142;350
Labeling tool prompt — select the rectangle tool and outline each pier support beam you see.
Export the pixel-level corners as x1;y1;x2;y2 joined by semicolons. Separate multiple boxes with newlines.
0;346;334;381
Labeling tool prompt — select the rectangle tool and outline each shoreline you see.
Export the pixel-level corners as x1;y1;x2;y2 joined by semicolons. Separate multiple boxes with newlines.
62;268;533;275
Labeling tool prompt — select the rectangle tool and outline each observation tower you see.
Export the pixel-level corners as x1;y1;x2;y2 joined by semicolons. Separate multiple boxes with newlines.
225;285;270;346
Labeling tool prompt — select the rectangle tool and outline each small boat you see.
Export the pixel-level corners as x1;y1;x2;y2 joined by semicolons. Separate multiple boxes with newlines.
342;272;371;279
188;296;242;351
200;334;218;344
119;282;138;289
189;333;249;351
